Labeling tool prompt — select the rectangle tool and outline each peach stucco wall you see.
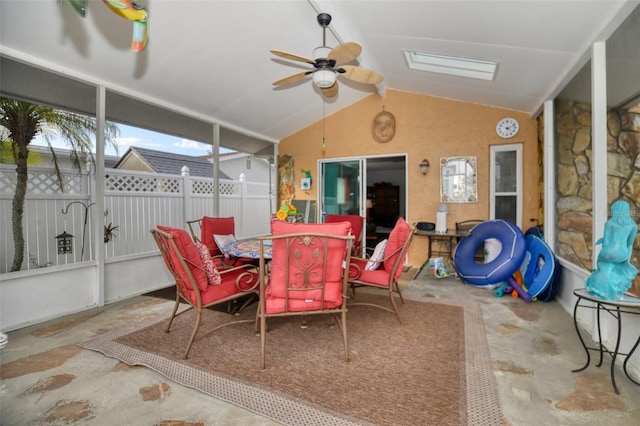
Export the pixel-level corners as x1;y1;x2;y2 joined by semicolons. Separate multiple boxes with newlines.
278;89;540;267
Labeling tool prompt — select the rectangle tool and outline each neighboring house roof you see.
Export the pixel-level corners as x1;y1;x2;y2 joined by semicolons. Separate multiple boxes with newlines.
114;147;231;179
25;145;120;169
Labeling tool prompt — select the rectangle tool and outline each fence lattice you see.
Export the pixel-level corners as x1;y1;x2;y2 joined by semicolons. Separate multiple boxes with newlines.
0;165;272;274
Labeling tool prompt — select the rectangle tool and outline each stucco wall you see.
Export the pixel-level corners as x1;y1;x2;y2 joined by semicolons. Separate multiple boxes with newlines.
278;89;540;266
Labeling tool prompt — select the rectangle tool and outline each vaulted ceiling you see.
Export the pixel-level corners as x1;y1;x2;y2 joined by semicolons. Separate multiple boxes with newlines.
0;0;636;154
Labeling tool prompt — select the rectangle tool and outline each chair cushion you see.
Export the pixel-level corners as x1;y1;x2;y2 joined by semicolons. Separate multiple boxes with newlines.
157;225;209;292
349;257;392;286
365;239;387;270
264;294;343;314
353;269;392;287
326;214;363;252
197;267;254;305
268;220;351;308
195;243;222;286
201;216;235;255
383;218;411;281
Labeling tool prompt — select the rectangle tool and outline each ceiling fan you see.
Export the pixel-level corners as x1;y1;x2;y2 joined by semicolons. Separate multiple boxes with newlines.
271;13;383;98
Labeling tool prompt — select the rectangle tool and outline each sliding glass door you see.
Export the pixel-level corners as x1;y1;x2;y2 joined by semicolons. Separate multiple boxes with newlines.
319;159;365;222
318;155;406;251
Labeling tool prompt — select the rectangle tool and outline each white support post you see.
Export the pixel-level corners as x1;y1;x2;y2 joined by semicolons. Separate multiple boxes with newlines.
591;41;608;269
182;166;192;222
590;41;607;340
543;100;556;250
94;85;106;306
239;179;247;234
272;143;279;216
212;124;220;216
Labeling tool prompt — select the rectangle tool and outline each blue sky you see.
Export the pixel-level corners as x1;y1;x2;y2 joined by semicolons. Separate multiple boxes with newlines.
32;123;229;158
104;124;212;157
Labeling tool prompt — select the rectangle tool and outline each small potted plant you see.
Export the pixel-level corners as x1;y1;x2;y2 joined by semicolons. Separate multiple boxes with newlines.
104;223;119;243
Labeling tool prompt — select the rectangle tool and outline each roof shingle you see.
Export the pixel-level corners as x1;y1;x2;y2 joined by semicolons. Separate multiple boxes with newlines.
116;147;231;179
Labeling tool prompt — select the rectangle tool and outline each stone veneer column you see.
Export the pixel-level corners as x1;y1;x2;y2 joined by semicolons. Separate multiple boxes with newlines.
554;99;640;294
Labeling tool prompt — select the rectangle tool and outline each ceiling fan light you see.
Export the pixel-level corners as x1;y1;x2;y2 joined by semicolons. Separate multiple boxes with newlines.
312;70;336;88
313;46;331;60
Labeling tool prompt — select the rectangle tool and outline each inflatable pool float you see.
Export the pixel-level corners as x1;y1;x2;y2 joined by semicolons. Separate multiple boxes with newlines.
454;219;526;286
519;234;558;300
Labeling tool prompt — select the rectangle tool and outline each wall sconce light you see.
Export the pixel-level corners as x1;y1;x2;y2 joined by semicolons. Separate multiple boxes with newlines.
419;159;430;175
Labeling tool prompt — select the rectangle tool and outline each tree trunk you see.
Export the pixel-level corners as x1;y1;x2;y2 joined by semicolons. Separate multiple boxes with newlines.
11;152;28;271
10;118;32;272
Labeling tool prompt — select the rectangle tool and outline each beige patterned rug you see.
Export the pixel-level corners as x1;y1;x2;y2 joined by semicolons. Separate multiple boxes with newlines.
80;293;502;425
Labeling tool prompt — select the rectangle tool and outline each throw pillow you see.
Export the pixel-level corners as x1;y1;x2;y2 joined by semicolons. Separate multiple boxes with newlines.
365;239;388;270
213;234;237;256
156;225;209;292
195;243;222;286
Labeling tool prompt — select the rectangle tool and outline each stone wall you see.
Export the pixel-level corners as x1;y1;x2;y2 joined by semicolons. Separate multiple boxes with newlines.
554;99;640;294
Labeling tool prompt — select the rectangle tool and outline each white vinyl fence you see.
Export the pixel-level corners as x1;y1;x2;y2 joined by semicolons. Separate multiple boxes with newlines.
0;164;272;274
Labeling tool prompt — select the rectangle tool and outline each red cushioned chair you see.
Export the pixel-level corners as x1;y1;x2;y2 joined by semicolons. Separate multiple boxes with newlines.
325;214;365;257
186;216;256;268
151;225;259;359
256;220;354;370
347;218;416;324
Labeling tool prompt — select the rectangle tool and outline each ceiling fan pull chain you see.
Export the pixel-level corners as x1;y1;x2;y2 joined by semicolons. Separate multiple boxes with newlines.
322;101;327;149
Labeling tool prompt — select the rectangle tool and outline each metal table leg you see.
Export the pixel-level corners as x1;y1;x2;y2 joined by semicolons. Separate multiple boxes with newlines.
572;297;591;373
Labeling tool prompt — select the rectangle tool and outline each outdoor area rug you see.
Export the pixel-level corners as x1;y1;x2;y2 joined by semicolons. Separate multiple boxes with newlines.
79;293;502;425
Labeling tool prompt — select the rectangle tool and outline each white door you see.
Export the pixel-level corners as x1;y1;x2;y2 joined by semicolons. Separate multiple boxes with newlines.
490;144;522;228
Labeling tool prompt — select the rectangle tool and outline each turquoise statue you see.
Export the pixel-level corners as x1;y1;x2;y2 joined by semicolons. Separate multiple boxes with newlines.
586;200;638;300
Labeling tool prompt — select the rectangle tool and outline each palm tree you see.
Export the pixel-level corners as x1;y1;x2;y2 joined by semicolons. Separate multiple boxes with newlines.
0;97;118;271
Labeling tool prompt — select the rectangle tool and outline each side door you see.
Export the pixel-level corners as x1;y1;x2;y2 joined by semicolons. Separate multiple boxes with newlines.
490;143;522;228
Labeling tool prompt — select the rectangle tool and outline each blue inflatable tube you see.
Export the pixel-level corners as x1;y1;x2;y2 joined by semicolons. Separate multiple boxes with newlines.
520;234;558;299
454;220;526;286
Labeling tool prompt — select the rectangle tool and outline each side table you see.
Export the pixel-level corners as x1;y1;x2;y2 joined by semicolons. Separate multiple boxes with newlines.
412;229;468;280
571;288;640;394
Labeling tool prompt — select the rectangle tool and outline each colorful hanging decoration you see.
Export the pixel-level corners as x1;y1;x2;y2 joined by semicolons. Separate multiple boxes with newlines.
62;0;148;52
278;155;295;207
300;169;312;190
102;0;149;52
61;0;88;17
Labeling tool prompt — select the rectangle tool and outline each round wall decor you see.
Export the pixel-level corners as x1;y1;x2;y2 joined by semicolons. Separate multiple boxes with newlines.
372;111;396;143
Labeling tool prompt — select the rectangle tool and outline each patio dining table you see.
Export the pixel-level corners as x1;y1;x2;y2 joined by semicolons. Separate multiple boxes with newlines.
222;238;272;260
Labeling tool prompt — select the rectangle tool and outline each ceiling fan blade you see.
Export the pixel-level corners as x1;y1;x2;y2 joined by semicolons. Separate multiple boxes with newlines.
321;82;339;98
328;42;362;66
339;65;383;85
271;49;316;65
273;71;312;86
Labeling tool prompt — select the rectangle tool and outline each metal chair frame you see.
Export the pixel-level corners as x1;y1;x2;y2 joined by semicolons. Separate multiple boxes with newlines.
255;231;354;370
186;216;255;268
347;221;416;324
151;227;259;359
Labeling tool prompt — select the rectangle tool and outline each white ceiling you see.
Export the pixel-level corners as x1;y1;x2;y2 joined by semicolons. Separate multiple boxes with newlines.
0;0;636;153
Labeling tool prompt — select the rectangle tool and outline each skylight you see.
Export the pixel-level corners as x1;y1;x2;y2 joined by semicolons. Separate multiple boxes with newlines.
403;51;498;81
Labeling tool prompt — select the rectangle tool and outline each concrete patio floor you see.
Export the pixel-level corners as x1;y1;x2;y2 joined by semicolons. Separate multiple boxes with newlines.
1;269;639;425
